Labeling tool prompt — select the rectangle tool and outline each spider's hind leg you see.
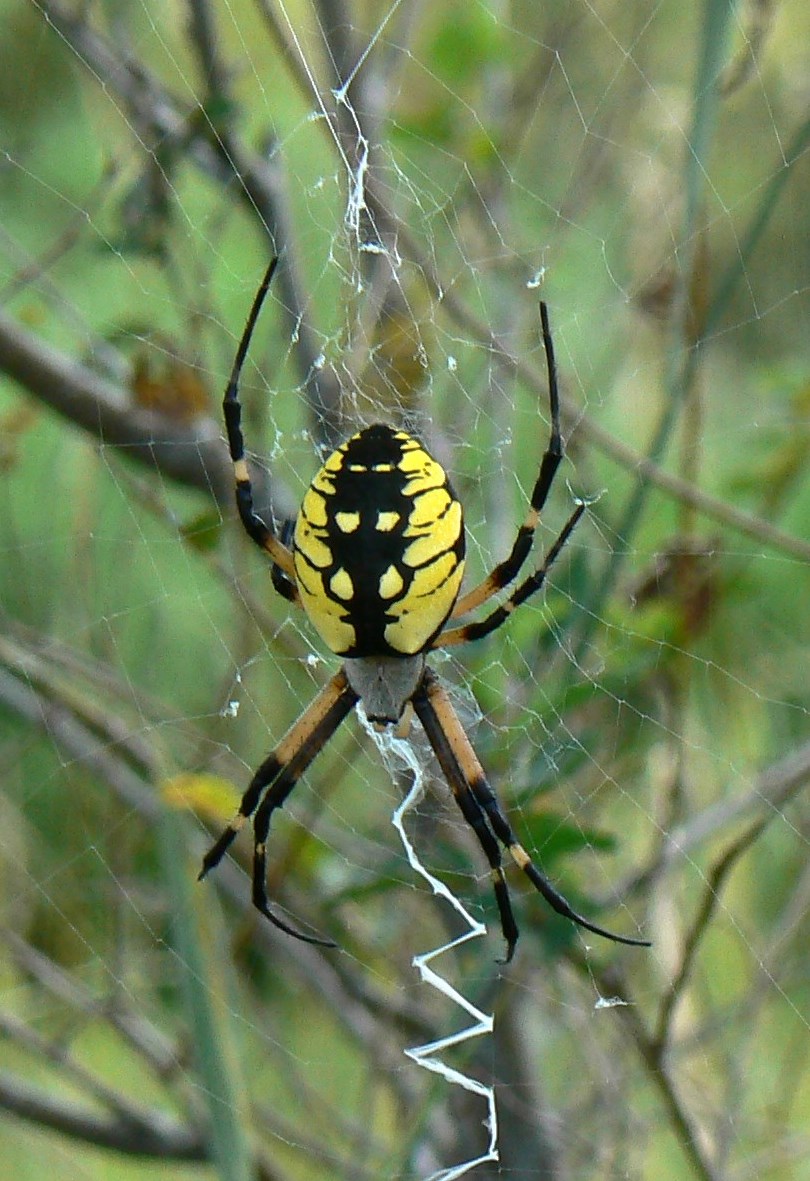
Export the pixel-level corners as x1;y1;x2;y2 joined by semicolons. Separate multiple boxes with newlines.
412;670;520;961
469;775;650;948
198;669;359;948
414;668;649;954
446;772;520;962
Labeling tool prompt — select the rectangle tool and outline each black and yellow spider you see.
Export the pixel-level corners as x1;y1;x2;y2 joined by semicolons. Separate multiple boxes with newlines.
200;258;649;962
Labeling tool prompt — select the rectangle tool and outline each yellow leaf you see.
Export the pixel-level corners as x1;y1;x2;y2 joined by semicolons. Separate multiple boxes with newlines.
161;773;239;822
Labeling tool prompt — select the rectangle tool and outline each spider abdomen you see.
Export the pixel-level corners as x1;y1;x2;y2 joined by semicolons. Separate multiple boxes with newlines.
293;424;466;658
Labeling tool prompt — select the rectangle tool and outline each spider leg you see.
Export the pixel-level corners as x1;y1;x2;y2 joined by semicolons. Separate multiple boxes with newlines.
199;669;359;947
436;499;586;648
270;518;298;603
413;675;519;961
450;302;562;621
222;256;297;582
270;564;299;604
415;669;650;954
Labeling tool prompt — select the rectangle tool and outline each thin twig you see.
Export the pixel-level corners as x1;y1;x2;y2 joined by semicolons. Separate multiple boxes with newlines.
654;810;774;1048
663;740;810;865
4;931;181;1079
571;954;723;1181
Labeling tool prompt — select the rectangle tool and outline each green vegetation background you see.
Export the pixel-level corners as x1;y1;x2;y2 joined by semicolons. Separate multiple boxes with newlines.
1;1;808;1179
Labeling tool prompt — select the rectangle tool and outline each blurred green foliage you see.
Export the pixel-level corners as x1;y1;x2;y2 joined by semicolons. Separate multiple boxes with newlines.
1;0;809;1178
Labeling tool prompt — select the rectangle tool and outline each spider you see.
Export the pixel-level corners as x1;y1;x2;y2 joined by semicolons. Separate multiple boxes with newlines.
199;257;649;962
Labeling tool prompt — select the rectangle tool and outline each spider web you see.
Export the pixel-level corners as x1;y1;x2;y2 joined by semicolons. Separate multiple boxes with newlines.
1;1;810;1179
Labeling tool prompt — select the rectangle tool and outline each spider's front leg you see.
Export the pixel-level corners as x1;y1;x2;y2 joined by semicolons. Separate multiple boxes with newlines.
221;256;297;581
447;300;564;624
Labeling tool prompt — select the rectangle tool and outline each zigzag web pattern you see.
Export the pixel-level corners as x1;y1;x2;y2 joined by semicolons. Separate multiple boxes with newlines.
369;718;499;1180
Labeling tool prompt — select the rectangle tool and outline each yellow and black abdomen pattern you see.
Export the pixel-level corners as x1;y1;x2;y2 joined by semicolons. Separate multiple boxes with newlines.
293;424;466;658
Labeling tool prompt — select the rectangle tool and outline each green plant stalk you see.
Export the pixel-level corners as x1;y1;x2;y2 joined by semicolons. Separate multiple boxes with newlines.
156;808;256;1181
706;111;810;337
573;0;736;664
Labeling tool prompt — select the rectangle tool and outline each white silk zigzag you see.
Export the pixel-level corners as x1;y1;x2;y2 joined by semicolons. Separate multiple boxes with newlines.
369;719;499;1180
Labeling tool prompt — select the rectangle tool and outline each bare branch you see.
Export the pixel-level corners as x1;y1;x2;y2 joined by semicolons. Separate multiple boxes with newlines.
0;1070;206;1161
5;931;181;1080
570;955;724;1181
0;307;230;498
40;0;342;444
663;740;810;864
